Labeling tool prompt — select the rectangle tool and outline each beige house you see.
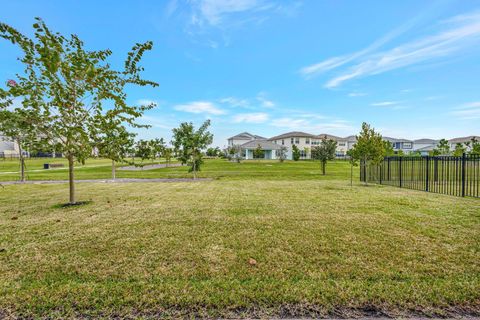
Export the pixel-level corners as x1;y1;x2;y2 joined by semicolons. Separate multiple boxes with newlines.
0;135;20;157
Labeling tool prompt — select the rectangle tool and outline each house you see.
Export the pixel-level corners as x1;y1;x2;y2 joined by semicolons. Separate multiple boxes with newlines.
226;131;479;160
269;131;317;159
383;137;414;153
227;132;267;147
0;135;20;158
227;132;282;160
448;136;480;151
412;139;438;156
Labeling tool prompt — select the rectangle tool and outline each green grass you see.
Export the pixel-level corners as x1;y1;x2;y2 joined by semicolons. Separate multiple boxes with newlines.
0;160;479;318
0;158;353;181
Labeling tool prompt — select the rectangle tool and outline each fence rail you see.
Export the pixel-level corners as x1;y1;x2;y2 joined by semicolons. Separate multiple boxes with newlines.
360;154;480;198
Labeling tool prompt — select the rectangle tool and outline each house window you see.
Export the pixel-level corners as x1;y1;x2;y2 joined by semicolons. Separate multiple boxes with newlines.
295;138;300;144
306;138;310;144
393;142;401;149
300;150;306;158
291;138;294;144
403;142;412;149
282;139;284;145
338;142;346;146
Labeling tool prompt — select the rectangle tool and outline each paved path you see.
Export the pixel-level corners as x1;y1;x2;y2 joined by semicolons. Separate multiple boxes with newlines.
0;178;212;185
118;163;182;171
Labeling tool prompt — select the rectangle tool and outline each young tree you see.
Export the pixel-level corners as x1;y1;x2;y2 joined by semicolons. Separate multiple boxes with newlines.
0;19;158;204
171;120;213;179
278;146;288;162
453;142;466;157
206;147;220;157
346;149;358;187
149;138;165;162
311;137;337;175
93;122;135;180
253;144;265;159
292;144;300;161
469;138;480;155
135;140;152;167
348;122;385;185
0;107;39;182
163;147;173;167
383;140;395;157
230;145;243;163
432;139;450;156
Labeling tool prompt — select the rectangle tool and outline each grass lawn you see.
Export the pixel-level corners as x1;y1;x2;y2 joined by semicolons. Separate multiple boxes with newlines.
0;159;479;318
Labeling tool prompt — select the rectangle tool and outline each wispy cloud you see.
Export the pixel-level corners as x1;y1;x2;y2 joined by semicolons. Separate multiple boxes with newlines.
348;92;367;97
452;101;480;120
174;101;226;115
190;0;273;27
371;101;400;106
232;112;269;123
219;97;250;108
256;92;275;108
301;10;480;88
167;0;299;47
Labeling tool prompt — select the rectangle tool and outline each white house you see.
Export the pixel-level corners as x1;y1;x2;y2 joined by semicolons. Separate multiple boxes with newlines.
226;131;479;160
0;135;20;157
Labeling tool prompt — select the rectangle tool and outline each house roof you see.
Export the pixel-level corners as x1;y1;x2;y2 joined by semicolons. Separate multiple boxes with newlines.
415;145;436;151
344;135;357;142
240;139;283;150
269;131;316;140
228;132;267;140
413;138;438;144
448;136;480;144
383;136;412;143
316;133;345;141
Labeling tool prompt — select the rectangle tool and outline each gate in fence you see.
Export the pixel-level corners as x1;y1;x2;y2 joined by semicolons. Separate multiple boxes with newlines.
360;154;480;198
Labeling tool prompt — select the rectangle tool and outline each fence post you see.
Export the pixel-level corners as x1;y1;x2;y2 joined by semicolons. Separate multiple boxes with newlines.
425;156;429;192
461;153;466;197
399;157;402;188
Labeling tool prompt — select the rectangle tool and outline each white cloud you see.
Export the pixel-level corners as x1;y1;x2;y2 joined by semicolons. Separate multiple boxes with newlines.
371;101;400;106
256;95;275;108
219;97;250;108
174;101;226;115
301;11;480;88
452;102;480;119
348;92;367;97
232;112;269;123
192;0;270;26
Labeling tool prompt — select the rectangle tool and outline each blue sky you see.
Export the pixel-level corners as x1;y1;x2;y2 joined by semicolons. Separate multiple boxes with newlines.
1;0;480;147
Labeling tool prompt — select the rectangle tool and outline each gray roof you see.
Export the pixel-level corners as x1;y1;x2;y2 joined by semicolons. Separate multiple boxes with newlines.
228;132;267;140
269;131;316;140
415;145;436;151
383;136;412;143
344;135;357;142
413;138;438;144
241;139;283;150
448;136;480;144
316;133;345;141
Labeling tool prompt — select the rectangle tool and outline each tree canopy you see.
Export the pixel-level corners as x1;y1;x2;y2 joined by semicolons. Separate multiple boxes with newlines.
171;120;213;178
0;18;158;203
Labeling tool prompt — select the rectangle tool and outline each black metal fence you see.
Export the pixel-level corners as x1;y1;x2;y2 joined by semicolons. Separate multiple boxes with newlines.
360;154;480;198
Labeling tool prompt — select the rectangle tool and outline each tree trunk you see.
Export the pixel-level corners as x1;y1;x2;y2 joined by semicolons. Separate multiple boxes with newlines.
18;139;26;182
350;164;353;187
322;161;326;175
68;155;76;204
111;159;116;180
364;158;368;185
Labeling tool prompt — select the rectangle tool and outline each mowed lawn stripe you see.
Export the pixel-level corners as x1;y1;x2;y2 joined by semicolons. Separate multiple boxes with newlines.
1;167;479;318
